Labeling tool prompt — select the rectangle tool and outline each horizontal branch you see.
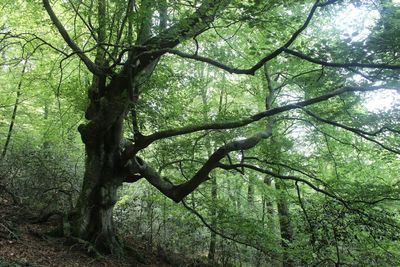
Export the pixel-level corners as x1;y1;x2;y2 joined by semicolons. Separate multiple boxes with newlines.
230;162;400;206
121;86;397;164
284;48;400;70
139;85;396;146
243;156;328;186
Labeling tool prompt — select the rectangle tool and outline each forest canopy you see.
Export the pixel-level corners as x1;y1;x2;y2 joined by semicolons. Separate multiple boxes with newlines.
1;0;400;266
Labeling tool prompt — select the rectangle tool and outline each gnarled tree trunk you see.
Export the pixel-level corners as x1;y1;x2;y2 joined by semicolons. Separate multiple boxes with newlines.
42;0;231;255
70;90;128;254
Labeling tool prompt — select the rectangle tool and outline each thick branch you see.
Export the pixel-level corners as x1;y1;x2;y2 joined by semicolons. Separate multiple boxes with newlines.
133;86;397;149
143;0;230;50
121;85;397;163
42;0;103;75
111;0;231;74
136;128;272;202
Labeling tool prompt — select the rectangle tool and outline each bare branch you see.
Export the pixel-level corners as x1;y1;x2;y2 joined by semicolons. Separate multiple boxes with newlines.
68;0;97;41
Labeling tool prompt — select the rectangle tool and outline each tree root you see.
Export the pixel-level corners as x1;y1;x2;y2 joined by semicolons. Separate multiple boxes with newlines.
68;237;104;259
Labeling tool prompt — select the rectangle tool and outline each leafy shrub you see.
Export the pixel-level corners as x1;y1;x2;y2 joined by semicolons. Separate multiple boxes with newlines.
0;142;83;214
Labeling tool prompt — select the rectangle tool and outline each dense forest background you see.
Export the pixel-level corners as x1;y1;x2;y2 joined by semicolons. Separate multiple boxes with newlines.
1;0;400;266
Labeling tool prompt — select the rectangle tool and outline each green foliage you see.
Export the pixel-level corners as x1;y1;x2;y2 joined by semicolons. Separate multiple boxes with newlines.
0;143;83;212
1;0;400;265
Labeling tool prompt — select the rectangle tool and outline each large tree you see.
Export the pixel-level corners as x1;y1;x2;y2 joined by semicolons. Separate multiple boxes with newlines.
2;0;399;255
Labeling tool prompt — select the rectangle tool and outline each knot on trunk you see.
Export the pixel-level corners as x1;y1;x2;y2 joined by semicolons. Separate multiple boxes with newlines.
78;123;100;147
78;124;90;144
98;185;117;208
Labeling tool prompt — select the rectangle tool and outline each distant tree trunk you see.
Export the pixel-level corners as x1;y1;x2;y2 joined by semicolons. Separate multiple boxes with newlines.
276;180;294;267
2;91;21;159
2;63;26;159
42;102;50;150
262;64;294;265
247;176;255;206
201;79;218;262
263;177;277;228
262;176;281;266
208;177;217;261
146;188;155;250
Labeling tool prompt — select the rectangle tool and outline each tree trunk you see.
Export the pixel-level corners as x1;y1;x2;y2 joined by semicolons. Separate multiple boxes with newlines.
67;0;157;251
276;180;294;267
208;176;217;261
247;176;255;206
201;81;218;262
63;0;131;254
2;91;21;159
2;63;26;159
263;176;281;266
42;102;50;150
70;114;126;255
67;70;131;253
40;0;230;256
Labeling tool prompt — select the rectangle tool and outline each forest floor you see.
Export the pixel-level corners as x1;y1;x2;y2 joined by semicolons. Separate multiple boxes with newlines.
0;194;203;267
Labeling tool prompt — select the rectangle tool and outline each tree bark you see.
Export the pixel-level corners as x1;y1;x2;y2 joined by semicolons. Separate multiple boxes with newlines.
71;110;126;254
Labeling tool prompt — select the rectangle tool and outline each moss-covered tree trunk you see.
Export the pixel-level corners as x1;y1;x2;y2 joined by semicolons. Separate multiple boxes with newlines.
42;0;230;255
70;87;129;254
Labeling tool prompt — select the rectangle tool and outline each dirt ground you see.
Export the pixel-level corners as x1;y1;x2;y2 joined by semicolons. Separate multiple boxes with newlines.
0;195;172;267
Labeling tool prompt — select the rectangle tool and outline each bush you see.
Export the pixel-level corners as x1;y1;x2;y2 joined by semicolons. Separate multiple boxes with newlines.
0;142;83;214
